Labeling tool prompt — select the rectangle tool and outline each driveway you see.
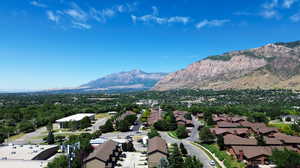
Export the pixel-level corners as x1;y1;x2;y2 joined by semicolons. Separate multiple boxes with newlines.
160;132;213;168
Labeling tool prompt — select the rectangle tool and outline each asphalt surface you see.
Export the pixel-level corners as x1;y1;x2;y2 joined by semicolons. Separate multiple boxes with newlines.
90;117;109;133
160;132;213;168
187;115;201;142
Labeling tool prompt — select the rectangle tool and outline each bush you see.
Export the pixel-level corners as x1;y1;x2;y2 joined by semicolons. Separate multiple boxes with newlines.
116;120;130;132
180;143;188;155
47;155;68;168
79;117;91;129
148;128;160;139
100;119;114;133
175;126;188;139
154;120;169;131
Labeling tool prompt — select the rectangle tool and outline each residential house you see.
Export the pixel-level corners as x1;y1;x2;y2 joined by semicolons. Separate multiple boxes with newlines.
210;128;249;137
84;140;122;168
148;109;162;126
148;136;168;168
217;121;241;128
224;134;257;147
173;111;194;127
230;146;296;167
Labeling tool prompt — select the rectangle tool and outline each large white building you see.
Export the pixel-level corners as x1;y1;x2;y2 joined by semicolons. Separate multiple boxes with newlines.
0;144;58;168
55;113;95;128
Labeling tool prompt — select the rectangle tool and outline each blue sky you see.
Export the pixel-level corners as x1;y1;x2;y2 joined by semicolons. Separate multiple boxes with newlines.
1;0;300;90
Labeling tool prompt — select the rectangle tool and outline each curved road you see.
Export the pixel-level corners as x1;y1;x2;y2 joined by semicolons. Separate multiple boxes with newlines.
160;132;213;168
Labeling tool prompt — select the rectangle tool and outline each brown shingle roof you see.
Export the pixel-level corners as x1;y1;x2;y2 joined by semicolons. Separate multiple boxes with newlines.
148;136;167;155
148;109;162;125
84;140;118;163
232;146;297;160
273;133;300;144
217;121;241;128
224;134;257;146
264;137;283;145
210;128;249;136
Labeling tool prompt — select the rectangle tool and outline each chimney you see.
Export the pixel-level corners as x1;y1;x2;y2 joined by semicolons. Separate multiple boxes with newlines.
239;150;244;161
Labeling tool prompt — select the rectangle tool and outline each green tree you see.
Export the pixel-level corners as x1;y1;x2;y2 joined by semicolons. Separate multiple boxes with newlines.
217;135;225;150
79;117;91;129
154;120;169;131
158;157;169;168
270;149;300;168
169;144;184;168
124;114;137;125
68;121;79;131
47;155;68;168
47;131;55;144
199;127;215;144
148;128;160;139
184;156;203;168
117;120;130;132
180;143;188;155
100;119;114;133
46;122;53;131
175;126;188;139
18;121;35;133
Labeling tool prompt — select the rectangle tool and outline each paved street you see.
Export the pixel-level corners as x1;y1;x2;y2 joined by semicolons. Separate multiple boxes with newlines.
5;127;46;145
89;117;109;133
160;132;213;168
187;115;201;142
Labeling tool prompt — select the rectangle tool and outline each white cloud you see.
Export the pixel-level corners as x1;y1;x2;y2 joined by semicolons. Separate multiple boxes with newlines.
195;19;230;29
168;16;190;24
30;1;47;8
131;7;190;25
64;3;88;22
90;8;116;23
72;21;91;30
283;0;297;8
290;13;300;22
46;10;60;23
260;10;280;19
262;0;278;9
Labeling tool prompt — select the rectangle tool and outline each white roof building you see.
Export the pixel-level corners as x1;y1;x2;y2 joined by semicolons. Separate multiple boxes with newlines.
56;113;95;123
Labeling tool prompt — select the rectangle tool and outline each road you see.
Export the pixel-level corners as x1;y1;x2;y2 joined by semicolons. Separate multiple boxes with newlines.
160;132;213;168
187;115;201;142
6;126;46;145
90;117;109;133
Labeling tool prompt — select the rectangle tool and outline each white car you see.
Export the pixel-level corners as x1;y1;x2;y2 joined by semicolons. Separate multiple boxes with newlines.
209;160;216;167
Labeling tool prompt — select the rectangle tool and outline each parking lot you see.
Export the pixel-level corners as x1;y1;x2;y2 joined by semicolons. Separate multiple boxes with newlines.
115;152;147;168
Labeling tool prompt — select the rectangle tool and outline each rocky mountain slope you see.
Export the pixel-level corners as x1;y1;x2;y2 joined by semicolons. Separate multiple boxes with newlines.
154;41;300;91
79;69;167;91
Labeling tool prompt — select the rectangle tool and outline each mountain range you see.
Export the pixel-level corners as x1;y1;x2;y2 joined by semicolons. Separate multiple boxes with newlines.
154;40;300;91
24;40;300;93
43;70;167;93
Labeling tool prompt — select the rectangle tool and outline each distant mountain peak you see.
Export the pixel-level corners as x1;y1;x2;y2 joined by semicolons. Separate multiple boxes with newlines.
80;69;168;91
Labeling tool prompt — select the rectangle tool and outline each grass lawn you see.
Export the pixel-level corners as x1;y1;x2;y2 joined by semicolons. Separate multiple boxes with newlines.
167;131;179;139
201;143;246;168
95;113;110;119
191;142;222;168
7;133;25;141
269;122;296;135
